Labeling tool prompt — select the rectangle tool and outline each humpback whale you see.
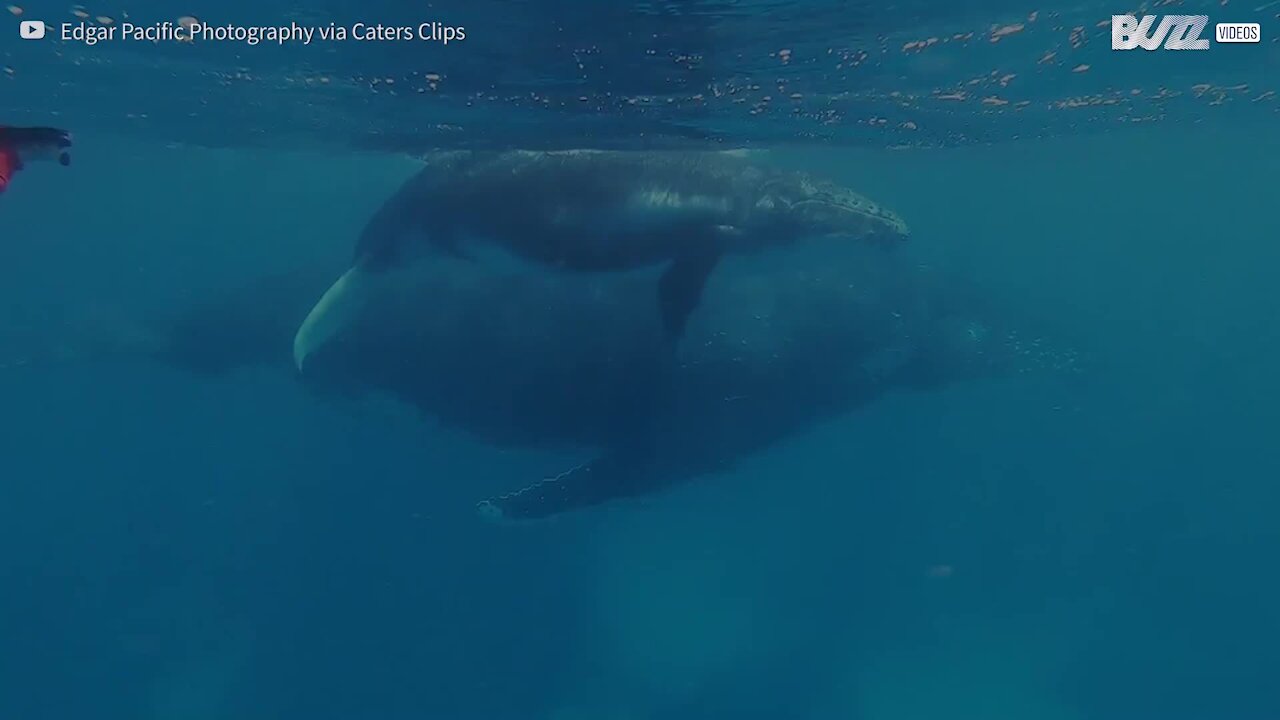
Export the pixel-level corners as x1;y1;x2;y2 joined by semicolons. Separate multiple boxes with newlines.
292;150;909;370
144;241;1023;521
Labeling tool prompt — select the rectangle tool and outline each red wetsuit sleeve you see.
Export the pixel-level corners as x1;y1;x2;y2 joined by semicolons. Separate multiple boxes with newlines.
0;146;17;193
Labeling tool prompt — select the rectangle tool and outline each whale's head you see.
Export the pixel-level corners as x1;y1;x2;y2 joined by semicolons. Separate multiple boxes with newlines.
756;173;909;244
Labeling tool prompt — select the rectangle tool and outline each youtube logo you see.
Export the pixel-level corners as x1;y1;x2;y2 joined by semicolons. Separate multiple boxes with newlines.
19;20;46;39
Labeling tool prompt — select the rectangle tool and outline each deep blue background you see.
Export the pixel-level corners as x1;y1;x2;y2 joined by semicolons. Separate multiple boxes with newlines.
1;125;1276;718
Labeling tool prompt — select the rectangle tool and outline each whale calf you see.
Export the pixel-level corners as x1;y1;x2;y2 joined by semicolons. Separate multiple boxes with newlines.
292;150;909;370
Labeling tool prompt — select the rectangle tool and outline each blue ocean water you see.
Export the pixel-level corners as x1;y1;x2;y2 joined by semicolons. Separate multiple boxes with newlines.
2;1;1278;719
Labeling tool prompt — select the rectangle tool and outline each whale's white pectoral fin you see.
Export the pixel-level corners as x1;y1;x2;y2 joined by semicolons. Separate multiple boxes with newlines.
293;266;371;372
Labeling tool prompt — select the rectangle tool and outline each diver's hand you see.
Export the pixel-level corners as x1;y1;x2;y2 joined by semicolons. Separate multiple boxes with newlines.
0;126;72;167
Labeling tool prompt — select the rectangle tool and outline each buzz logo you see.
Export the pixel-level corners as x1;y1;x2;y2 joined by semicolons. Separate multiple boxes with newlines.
1112;15;1261;49
1112;15;1210;50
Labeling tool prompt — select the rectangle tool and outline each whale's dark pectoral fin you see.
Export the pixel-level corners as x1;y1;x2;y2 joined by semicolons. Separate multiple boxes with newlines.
658;247;722;340
476;450;658;523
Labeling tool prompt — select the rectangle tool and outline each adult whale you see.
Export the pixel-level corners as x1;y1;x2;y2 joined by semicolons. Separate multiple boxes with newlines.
291;150;909;370
140;242;1026;522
